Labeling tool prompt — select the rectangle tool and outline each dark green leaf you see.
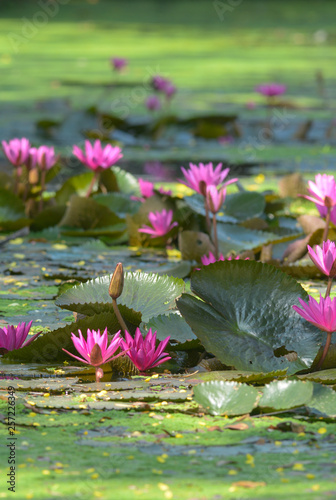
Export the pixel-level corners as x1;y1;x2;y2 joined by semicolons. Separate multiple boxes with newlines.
259;380;314;409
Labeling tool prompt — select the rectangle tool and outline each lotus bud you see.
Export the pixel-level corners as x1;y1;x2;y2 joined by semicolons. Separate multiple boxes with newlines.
109;263;124;300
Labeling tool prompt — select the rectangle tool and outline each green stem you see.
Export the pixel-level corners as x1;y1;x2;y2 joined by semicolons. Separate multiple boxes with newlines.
112;298;128;335
213;214;218;260
316;331;332;371
85;171;99;198
14;166;22;196
204;198;211;236
322;206;331;242
39;169;46;212
325;277;333;299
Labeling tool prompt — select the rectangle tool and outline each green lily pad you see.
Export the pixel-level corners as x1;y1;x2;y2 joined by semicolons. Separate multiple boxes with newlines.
145;313;197;343
223;191;266;222
56;271;185;323
193;380;259;416
0;189;30;231
177;260;322;374
259;380;314;410
308;383;336;417
55;172;96;205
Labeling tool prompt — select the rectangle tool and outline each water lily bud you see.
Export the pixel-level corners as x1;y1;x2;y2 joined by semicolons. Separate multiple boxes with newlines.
109;263;124;300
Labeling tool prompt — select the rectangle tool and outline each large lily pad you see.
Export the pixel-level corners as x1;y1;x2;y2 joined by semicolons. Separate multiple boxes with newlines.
56;271;185;323
193;380;259;415
259;380;314;410
145;313;197;343
177;260;322;374
223;191;266;222
0;189;31;231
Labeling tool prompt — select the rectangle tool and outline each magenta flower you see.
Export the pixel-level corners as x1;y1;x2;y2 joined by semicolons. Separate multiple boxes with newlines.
200;252;248;266
35;145;59;171
0;321;40;354
206;186;226;214
62;328;123;366
73;140;123;172
163;83;177;99
151;75;169;92
293;295;336;333
255;83;287;97
303;174;336;213
180;162;237;195
131;178;172;202
110;57;128;72
139;209;178;238
308;241;336;278
2;138;31;167
120;328;171;372
146;95;161;111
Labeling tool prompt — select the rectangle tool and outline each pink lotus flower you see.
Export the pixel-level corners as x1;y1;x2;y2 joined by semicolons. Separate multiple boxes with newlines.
35;145;59;171
138;209;178;238
206;186;226;214
62;328;123;366
131;178;172;202
255;83;287;97
201;252;248;266
0;321;40;354
151;75;169;92
163;83;177;99
180;163;238;195
293;295;336;333
120;328;171;372
146;95;161;111
2;138;31;167
73;140;123;172
110;57;128;71
308;241;336;278
302;174;336;216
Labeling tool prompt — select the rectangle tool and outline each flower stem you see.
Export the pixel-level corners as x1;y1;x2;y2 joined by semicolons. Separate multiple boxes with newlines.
39;169;46;212
14;166;22;196
204;197;211;236
95;367;104;383
325;277;333;298
316;331;332;370
112;298;128;335
85;171;99;198
213;214;219;260
322;206;331;242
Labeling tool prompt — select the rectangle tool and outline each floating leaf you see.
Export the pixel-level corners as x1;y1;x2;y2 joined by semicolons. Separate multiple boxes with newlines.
223;191;266;222
259;380;314;410
56;272;185;323
55;172;96;205
177;260;322;374
308;383;336;417
145;313;197;343
193;380;259;415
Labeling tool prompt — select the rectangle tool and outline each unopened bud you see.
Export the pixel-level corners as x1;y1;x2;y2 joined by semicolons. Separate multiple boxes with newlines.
109;262;124;300
90;343;103;366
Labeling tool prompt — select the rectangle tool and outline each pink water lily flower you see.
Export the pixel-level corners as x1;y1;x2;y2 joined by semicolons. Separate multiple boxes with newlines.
139;209;178;238
308;241;336;278
35;145;59;171
151;75;170;92
62;328;123;366
110;57;128;71
131;178;172;202
0;321;40;354
120;328;171;372
163;83;177;99
73;140;123;172
303;174;336;213
146;95;161;111
201;252;248;266
2;138;31;167
293;295;336;333
180;162;237;195
255;83;287;97
206;186;226;214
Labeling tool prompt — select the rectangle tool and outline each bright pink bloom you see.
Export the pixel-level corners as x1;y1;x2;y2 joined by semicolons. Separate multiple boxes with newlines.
0;321;40;354
111;57;128;71
131;178;172;202
120;328;171;372
2;138;31;167
163;83;177;99
139;209;178;238
146;95;161;111
302;174;336;215
35;145;59;171
62;328;123;366
73;140;123;172
307;241;336;277
180;162;238;195
200;252;248;266
293;295;336;333
255;83;287;97
151;75;169;92
206;186;226;214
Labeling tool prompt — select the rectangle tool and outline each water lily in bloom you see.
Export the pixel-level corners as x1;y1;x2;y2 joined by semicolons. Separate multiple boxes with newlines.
131;178;172;202
73;140;123;172
180;162;237;195
2;138;31;167
307;241;336;278
138;209;178;238
120;328;171;372
255;83;287;97
303;174;336;211
163;83;177;99
62;328;124;382
145;95;161;111
151;75;170;92
0;321;40;354
206;186;226;214
110;57;128;72
35;145;59;171
201;252;248;266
